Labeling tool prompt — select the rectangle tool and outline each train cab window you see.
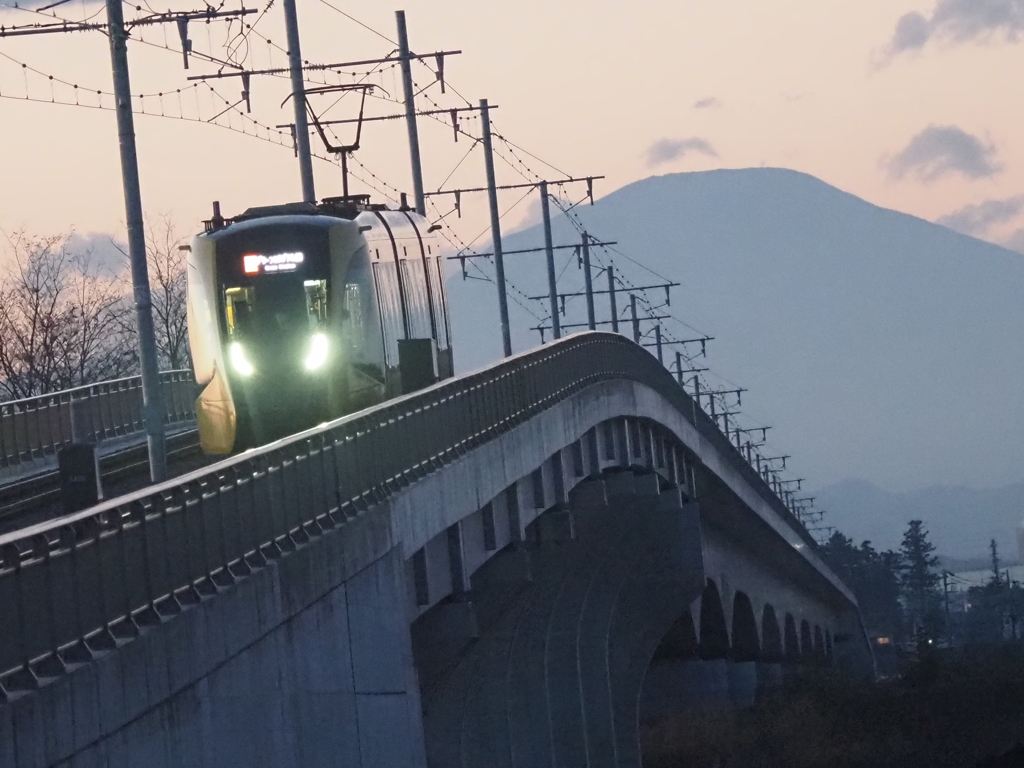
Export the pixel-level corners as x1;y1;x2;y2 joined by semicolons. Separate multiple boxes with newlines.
224;286;256;338
304;279;329;328
222;279;330;340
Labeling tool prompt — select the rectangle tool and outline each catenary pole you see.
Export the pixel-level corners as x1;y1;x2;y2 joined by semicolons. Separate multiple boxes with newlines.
607;264;618;333
283;0;315;203
396;11;426;215
105;0;167;482
540;181;560;340
581;232;596;330
630;294;640;343
480;99;512;357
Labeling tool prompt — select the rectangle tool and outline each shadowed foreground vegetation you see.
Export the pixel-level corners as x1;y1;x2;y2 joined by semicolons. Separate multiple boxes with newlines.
642;648;1024;768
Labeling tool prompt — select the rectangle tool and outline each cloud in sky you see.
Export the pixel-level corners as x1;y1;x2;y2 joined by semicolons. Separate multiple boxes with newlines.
886;0;1024;57
883;125;1001;182
889;11;932;54
67;232;129;276
645;137;717;168
936;195;1024;235
692;97;721;109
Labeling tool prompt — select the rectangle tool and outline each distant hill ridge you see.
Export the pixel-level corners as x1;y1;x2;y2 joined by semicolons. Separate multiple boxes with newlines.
816;478;1024;562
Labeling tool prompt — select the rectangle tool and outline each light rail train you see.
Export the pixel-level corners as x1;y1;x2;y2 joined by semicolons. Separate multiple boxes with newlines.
186;196;453;453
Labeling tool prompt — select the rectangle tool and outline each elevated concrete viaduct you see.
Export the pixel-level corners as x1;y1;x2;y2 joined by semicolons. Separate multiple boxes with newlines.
0;333;872;767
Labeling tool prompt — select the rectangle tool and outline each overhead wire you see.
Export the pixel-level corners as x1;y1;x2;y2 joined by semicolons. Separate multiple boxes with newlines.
313;0;396;46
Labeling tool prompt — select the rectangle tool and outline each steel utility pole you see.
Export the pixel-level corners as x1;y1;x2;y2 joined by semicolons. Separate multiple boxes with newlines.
943;571;950;628
282;0;315;203
480;99;512;357
581;233;596;330
540;180;560;340
106;0;166;482
607;265;618;333
396;11;426;215
630;294;640;343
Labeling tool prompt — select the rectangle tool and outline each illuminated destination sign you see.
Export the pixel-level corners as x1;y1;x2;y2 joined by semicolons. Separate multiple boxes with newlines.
243;251;304;275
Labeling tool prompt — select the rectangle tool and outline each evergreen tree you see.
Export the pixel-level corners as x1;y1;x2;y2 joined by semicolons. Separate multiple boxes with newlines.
821;531;904;643
900;520;942;647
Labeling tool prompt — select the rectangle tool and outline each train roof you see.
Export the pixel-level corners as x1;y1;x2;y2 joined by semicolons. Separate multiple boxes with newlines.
201;195;417;235
199;213;347;240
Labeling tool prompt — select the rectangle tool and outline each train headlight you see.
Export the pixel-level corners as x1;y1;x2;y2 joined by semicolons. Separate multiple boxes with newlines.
304;333;329;371
229;342;255;376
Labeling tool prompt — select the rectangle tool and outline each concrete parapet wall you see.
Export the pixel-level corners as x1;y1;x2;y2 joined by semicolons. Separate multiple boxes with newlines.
2;505;426;768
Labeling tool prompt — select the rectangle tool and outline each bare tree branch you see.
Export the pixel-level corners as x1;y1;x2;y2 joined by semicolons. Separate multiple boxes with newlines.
112;215;191;371
0;231;137;398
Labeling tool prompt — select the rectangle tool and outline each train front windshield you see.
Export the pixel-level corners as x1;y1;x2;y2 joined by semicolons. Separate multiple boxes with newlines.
222;277;330;379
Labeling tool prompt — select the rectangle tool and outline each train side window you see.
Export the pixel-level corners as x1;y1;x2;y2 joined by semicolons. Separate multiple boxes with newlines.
342;245;385;381
373;260;403;367
428;257;450;349
343;283;364;352
400;258;433;339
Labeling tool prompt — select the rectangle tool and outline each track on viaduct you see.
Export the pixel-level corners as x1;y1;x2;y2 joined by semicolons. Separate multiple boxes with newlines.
0;332;872;768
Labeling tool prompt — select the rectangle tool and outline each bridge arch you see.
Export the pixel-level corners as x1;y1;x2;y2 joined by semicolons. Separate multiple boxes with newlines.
699;579;730;660
760;605;783;663
730;591;760;662
783;613;801;664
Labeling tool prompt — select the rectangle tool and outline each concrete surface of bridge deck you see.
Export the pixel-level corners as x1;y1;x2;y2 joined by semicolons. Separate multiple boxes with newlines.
0;334;872;768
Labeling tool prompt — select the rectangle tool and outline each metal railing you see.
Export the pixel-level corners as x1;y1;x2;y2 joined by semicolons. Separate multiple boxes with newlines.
0;333;811;695
0;371;197;473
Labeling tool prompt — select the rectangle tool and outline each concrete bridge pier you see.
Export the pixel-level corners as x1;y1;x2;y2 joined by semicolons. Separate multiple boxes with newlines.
756;662;784;694
756;604;785;695
687;659;730;706
418;472;706;768
727;661;758;708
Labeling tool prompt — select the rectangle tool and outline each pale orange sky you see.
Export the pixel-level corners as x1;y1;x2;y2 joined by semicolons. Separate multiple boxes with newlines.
1;0;1022;246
